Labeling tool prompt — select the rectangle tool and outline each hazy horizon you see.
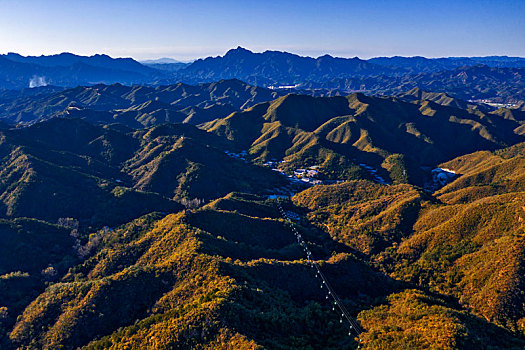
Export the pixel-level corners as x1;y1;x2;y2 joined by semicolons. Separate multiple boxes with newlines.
1;0;524;61
2;46;525;64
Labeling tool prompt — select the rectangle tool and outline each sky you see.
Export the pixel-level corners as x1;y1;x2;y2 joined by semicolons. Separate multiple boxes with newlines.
0;0;524;61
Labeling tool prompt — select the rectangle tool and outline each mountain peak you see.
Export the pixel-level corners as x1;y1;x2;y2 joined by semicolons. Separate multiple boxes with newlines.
225;46;253;56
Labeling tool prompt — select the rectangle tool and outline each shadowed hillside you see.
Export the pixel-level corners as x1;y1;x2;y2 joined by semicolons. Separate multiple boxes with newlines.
0;118;287;225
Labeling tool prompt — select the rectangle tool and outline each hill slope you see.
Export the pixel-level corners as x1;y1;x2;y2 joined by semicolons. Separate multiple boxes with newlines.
204;92;525;184
0;117;290;224
290;142;525;343
3;192;523;349
0;79;282;127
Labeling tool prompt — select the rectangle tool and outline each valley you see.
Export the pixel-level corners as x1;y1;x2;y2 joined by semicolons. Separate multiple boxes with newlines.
0;79;525;349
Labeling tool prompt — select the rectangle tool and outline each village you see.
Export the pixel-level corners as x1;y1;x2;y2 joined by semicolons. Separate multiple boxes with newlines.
225;150;324;183
264;161;324;185
225;149;459;199
224;150;336;199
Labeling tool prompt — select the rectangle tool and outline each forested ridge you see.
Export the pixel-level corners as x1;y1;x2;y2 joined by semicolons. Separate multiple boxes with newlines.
0;87;524;349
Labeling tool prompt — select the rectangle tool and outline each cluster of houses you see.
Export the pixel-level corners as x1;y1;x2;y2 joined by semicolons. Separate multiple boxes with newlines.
293;167;319;178
290;166;321;183
263;161;327;198
224;150;460;200
225;150;401;189
268;163;324;185
471;99;519;109
267;84;301;90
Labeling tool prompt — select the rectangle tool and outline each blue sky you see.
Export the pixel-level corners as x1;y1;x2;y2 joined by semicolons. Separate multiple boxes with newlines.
0;0;523;60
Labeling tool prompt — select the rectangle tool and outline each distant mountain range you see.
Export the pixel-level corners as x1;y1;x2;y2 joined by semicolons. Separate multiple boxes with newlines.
1;48;525;102
139;58;187;64
171;48;525;102
0;79;282;126
368;55;525;71
175;47;525;83
140;58;190;73
0;52;163;89
301;64;525;103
